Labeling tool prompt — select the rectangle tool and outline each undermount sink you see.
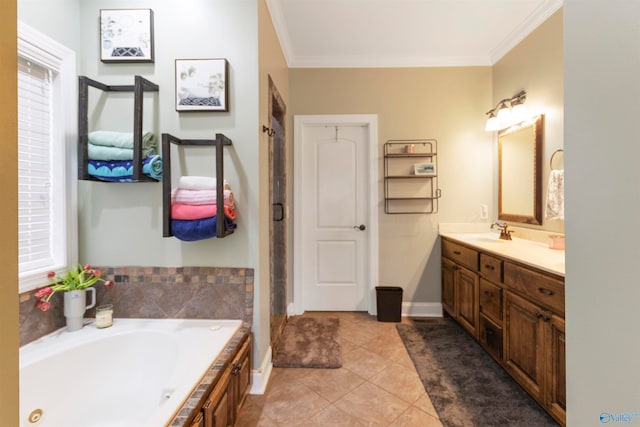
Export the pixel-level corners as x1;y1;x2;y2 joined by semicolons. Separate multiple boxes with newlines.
469;236;507;243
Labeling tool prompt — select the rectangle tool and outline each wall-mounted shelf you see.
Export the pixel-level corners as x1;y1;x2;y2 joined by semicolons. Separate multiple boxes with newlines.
162;133;233;239
384;139;441;214
78;75;159;182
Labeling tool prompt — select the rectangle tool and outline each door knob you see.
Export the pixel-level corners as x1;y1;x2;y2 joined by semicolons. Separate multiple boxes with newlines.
353;224;366;231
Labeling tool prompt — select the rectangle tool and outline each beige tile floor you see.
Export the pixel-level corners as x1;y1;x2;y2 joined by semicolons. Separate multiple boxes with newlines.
236;312;443;427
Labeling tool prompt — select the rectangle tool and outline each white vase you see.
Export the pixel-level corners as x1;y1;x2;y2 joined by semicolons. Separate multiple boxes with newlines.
63;288;96;332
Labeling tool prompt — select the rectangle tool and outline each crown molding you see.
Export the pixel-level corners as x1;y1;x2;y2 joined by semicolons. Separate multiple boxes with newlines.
289;54;492;68
265;0;294;67
489;0;563;64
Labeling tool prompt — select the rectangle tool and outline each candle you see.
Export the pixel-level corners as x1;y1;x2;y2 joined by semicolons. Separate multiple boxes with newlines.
96;304;113;328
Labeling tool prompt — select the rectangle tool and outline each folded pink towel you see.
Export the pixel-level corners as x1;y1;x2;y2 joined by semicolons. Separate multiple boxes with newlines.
171;188;235;207
171;203;237;220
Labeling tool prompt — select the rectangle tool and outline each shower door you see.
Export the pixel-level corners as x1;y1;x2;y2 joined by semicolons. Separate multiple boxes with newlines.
269;78;287;351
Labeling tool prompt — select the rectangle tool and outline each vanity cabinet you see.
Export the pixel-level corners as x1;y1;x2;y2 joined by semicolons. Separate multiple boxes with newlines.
441;239;479;338
441;237;565;426
197;334;251;427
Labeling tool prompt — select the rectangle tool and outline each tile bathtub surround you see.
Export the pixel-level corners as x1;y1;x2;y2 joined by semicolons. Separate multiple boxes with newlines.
19;266;254;346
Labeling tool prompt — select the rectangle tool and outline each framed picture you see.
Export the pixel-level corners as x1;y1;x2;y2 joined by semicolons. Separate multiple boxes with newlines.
100;9;154;63
414;162;436;176
175;58;229;112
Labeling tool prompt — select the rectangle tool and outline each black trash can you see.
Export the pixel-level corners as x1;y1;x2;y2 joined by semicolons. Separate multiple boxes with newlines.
375;286;403;322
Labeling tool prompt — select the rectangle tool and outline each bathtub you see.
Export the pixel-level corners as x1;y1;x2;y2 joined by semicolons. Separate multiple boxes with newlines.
20;318;243;427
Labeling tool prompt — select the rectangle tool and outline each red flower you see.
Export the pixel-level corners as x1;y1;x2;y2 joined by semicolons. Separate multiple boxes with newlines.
47;271;56;278
104;280;114;289
83;264;92;271
36;300;51;312
34;287;53;298
93;269;102;277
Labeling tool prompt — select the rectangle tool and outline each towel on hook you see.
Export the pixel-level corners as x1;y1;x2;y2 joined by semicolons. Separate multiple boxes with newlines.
545;169;564;220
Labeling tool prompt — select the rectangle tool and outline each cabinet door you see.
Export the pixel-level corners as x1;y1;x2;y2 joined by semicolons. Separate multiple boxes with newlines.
456;266;479;337
441;258;456;316
479;314;503;361
504;291;546;402
230;338;251;424
203;369;231;427
546;314;566;425
190;412;204;427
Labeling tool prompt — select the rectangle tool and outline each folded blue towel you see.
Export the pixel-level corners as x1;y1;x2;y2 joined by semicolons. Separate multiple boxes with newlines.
87;155;162;182
88;143;156;161
88;131;155;150
171;216;237;242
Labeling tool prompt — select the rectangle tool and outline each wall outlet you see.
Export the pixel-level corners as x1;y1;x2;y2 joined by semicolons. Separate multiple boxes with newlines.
480;205;488;219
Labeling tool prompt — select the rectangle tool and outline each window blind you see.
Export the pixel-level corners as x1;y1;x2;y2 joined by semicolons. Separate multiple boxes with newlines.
18;57;54;273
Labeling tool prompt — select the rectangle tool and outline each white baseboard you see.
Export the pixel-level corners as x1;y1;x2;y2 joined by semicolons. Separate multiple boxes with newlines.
287;302;296;317
249;346;273;395
402;302;443;318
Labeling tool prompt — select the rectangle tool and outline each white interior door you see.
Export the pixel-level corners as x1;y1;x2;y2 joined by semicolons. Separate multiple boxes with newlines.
294;116;378;312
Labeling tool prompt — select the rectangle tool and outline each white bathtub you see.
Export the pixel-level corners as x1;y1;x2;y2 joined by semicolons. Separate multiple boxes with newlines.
20;318;242;427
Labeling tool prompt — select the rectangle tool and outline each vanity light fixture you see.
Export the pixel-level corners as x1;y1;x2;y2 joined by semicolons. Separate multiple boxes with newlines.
485;90;528;131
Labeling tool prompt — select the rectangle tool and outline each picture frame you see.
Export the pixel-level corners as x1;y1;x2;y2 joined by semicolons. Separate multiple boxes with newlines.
100;9;154;63
414;162;436;176
175;58;229;112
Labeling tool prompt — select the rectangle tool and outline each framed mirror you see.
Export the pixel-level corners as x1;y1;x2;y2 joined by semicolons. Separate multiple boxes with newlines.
498;114;543;225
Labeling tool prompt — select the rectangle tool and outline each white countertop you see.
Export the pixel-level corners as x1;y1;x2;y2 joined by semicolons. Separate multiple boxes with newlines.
439;230;565;277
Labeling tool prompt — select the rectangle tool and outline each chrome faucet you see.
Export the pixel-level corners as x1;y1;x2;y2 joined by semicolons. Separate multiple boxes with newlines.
491;222;513;240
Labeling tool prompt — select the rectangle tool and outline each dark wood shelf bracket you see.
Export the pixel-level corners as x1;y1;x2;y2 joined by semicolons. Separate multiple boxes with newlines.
162;133;233;239
78;75;159;182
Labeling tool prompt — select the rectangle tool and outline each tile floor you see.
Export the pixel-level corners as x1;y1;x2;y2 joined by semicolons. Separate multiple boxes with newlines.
235;312;443;427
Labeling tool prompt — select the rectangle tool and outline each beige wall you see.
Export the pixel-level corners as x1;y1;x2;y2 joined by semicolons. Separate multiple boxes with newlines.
0;1;19;423
290;67;493;303
492;9;564;233
257;0;289;368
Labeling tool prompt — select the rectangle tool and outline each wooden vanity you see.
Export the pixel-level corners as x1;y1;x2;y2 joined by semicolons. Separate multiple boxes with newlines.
441;236;565;426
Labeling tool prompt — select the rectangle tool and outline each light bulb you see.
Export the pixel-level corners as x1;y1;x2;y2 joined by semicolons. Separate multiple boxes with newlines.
485;115;499;131
511;103;528;123
496;103;511;125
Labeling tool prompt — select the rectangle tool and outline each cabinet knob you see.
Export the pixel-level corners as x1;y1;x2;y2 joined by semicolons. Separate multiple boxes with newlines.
453;251;461;255
484;264;495;271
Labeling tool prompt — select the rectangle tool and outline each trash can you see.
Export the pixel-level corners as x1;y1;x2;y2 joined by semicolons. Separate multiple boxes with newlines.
375;286;403;322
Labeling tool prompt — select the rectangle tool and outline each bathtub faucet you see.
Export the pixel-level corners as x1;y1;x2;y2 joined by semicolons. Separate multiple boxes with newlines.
491;222;513;240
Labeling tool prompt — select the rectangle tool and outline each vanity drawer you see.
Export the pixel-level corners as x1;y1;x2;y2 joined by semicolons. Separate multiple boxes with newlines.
480;253;502;283
479;278;503;323
479;314;503;361
504;262;565;315
442;239;478;271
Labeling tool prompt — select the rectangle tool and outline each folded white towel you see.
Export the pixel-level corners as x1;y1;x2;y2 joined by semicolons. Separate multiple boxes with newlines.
178;175;229;191
545;169;564;220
